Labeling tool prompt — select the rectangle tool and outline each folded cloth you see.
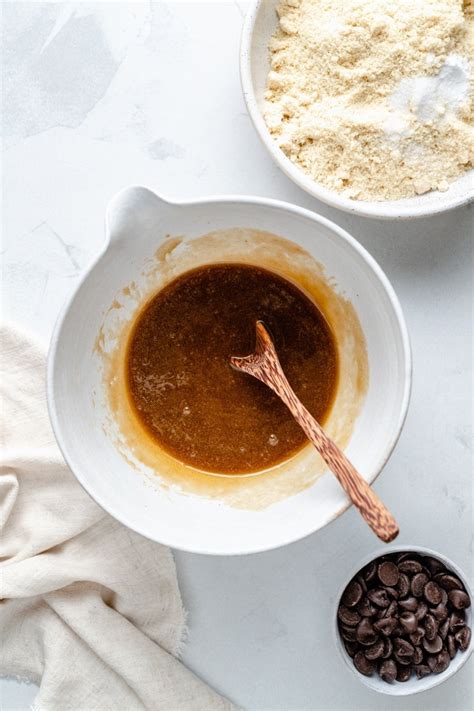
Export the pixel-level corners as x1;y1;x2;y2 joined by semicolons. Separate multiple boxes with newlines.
0;324;234;711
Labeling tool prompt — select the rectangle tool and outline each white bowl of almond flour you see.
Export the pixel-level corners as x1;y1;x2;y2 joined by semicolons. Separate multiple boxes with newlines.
241;0;474;219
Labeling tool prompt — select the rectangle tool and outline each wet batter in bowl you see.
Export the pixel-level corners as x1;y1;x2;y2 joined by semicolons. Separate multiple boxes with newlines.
126;263;338;474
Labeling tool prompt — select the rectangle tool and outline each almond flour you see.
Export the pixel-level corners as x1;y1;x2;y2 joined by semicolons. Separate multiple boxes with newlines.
264;0;474;201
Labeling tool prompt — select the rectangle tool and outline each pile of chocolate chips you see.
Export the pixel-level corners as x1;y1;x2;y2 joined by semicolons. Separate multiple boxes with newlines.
338;552;471;683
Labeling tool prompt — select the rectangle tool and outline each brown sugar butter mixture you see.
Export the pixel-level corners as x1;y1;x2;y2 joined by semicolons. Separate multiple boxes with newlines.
126;263;339;474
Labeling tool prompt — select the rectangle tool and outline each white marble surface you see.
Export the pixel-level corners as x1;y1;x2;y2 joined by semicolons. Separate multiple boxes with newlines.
1;2;473;709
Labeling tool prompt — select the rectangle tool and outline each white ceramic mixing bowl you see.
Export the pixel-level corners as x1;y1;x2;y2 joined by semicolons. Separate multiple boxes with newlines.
48;186;411;554
240;0;474;219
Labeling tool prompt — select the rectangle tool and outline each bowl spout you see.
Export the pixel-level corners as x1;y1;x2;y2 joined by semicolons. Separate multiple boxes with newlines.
105;186;173;247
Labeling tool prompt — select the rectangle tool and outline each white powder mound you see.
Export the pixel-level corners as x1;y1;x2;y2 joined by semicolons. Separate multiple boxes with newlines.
264;0;474;201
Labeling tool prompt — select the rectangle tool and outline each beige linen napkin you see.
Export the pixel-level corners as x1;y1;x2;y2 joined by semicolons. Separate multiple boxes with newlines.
0;324;233;711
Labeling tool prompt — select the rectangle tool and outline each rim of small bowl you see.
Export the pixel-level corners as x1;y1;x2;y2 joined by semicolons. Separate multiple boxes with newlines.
47;189;412;555
334;544;473;696
240;0;474;220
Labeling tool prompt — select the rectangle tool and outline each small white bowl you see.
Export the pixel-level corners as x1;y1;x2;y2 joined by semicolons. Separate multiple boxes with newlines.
334;545;473;695
48;186;411;555
240;0;474;220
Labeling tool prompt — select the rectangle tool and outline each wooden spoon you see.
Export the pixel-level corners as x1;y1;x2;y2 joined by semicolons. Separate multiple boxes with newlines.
230;321;399;543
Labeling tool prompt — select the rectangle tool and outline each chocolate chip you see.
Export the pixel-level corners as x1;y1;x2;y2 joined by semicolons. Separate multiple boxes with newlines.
448;590;471;610
427;655;438;672
432;650;450;674
384;600;398;619
424;581;443;605
354;651;375;676
423;635;443;654
356;618;378;646
355;573;367;594
439;618;450;640
344;640;359;657
338;606;361;627
424;614;438;641
394;653;412;666
399;596;418;612
357;598;377;617
455;626;471;652
363;561;377;582
396;664;412;682
415;601;428;621
439;574;464;592
385;587;399;600
382;642;393;663
395;552;413;563
400;612;418;634
392;624;403;638
397;573;410;598
415;664;431;679
378;561;399;587
342;580;363;608
432;603;448;621
410;627;425;647
394;637;415;661
374;616;397;636
422;556;444;576
399;559;422;574
449;611;466;632
378;659;397;682
367;588;390;608
340;624;357;642
413;646;424;664
365;638;385;660
411;573;429;598
447;634;456;659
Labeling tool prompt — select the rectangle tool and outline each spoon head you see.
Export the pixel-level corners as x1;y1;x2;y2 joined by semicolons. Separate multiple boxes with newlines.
230;321;275;373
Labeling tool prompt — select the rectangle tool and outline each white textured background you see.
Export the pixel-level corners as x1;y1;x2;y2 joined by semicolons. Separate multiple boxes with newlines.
1;2;473;710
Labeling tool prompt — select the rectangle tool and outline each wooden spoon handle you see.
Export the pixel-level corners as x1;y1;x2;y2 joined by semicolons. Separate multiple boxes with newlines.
231;322;399;542
294;400;398;542
268;372;399;543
